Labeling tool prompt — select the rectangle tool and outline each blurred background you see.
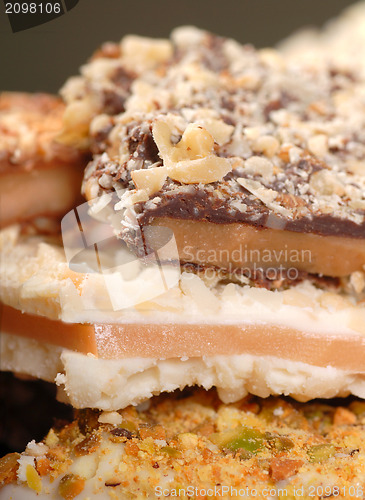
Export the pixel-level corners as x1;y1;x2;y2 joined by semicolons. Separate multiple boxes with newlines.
0;0;360;94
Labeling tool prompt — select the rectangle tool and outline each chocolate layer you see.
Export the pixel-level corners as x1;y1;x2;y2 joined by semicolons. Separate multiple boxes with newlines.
137;180;365;239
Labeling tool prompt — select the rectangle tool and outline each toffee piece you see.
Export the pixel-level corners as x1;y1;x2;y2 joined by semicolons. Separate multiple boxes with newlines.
61;27;365;279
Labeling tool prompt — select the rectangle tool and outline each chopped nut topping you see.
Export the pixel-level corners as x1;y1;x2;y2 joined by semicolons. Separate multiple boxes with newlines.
8;390;365;497
58;474;85;500
350;271;365;294
120;35;173;71
131;166;167;195
309;169;345;197
307;134;328;158
36;457;52;477
25;464;42;494
333;407;357;426
74;434;101;457
0;92;82;167
244;155;274;177
0;453;20;486
269;458;304;482
66;27;365;241
252;135;280;158
152;121;232;184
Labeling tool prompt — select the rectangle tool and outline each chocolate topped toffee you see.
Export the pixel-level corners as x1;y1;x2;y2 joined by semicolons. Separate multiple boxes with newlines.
62;27;365;285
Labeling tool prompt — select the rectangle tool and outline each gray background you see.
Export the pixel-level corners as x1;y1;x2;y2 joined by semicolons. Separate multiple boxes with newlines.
0;0;359;94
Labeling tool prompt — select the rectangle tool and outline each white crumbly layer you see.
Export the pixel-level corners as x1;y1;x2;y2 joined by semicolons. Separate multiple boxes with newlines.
1;226;364;339
58;351;365;409
2;332;365;411
0;333;64;381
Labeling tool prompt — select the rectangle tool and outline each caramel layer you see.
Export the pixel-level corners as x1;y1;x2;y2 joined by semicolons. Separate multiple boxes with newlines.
150;218;365;278
1;305;97;355
0;162;84;228
1;305;365;372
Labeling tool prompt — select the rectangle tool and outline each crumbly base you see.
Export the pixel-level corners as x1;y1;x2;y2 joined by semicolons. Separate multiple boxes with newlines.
2;389;365;499
2;332;365;411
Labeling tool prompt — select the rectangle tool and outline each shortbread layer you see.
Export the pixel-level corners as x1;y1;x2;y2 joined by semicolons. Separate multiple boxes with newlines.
2;333;365;411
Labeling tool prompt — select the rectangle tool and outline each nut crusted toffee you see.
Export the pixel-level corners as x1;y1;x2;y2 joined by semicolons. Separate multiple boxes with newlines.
64;27;365;280
59;36;172;147
4;390;365;499
0;93;87;227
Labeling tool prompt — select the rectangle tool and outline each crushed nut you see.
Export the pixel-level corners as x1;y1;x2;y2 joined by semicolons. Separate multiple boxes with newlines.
0;453;20;486
58;474;86;500
139;425;166;440
167;154;232;184
152;120;232;184
124;441;140;456
121;35;173;70
333;407;357;426
252;135;280;158
26;464;42;494
237;178;278;207
45;429;59;448
307;134;328;157
36;457;52;477
244;155;274;177
122;189;150;207
177;432;199;449
131;166;167;195
199;118;234;145
74;434;101;457
350;271;365;294
98;411;123;426
270;458;304;482
309;170;345;197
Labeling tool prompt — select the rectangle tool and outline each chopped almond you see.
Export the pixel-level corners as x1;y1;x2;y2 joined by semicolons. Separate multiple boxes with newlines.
124;441;140;456
139;425;166;440
74;433;101;457
36;457;52;477
269;458;304;482
58;474;86;500
0;453;20;486
333;407;357;426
